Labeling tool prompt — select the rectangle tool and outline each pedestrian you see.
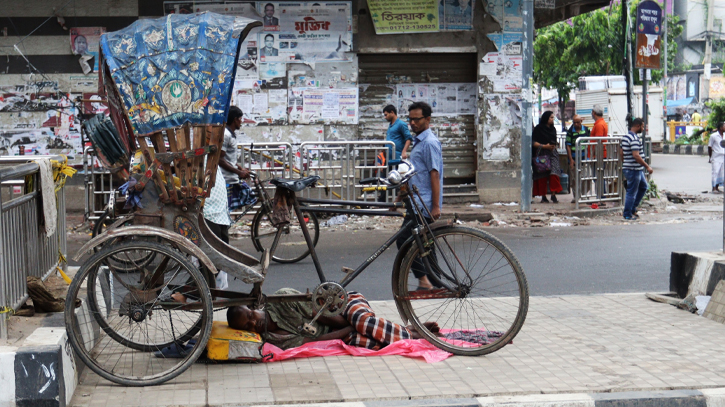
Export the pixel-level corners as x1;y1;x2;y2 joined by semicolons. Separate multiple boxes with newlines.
219;106;251;211
532;111;562;203
590;105;609;201
692;109;702;125
682;111;692;122
227;288;441;350
565;114;590;203
394;101;443;290
708;122;725;194
203;162;234;290
383;105;413;160
620;118;653;220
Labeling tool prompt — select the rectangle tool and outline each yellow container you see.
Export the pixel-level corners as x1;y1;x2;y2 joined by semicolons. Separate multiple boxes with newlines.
206;321;264;361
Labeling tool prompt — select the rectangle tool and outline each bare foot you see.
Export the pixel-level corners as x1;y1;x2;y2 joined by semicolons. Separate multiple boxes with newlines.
407;322;443;338
171;292;188;303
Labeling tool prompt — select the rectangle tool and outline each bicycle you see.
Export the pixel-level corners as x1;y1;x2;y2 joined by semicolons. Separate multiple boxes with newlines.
230;171;320;264
68;158;529;386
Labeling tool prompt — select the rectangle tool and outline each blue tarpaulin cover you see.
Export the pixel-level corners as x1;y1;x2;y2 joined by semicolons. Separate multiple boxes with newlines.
666;97;695;115
100;12;256;135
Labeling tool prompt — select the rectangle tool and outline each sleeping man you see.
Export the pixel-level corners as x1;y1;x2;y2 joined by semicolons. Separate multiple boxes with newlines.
227;288;440;350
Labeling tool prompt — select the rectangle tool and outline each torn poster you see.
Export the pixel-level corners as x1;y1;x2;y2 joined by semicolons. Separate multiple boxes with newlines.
70;27;105;72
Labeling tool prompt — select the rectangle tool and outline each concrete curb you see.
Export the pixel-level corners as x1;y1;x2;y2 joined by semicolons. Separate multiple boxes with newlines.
662;144;707;156
569;205;623;218
249;388;725;407
0;298;98;407
670;251;725;298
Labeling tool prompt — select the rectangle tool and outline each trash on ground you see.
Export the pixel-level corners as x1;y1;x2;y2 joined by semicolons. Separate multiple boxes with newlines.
550;222;572;227
696;295;711;316
469;204;484;208
322;214;348;227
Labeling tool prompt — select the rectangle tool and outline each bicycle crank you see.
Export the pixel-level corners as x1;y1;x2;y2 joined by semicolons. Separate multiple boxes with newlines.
311;281;348;317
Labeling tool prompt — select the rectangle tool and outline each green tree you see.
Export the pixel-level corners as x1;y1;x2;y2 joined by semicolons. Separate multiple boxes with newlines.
534;0;683;126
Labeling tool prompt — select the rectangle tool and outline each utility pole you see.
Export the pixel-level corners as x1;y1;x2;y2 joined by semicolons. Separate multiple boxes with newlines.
663;0;668;134
623;0;634;121
643;70;649;139
521;0;534;212
703;0;715;101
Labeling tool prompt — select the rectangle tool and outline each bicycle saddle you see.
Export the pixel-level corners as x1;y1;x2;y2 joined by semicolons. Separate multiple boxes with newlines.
270;175;320;192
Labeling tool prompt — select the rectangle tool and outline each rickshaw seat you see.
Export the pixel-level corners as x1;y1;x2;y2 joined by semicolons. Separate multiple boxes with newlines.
270;176;320;192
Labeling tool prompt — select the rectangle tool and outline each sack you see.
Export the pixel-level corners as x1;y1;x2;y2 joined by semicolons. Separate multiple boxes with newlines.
533;149;552;173
206;321;265;361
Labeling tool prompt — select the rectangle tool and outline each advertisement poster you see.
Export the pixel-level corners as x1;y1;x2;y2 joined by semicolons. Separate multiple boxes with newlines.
634;0;662;69
394;83;476;116
70;27;106;72
236;38;259;80
709;76;725;99
257;2;352;62
502;0;522;32
367;0;439;34
301;88;358;123
439;0;474;31
259;32;349;63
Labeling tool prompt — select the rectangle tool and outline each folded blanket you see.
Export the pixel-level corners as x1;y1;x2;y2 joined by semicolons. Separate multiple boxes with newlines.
262;339;452;364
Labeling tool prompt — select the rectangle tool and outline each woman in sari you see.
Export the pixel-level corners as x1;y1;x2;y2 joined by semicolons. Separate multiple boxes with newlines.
532;111;563;203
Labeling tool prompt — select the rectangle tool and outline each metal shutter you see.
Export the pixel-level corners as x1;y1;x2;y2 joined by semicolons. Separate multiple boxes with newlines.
358;53;477;183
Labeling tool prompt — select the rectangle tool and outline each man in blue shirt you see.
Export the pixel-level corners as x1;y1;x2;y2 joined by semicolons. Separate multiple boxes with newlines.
384;105;413;160
394;101;443;290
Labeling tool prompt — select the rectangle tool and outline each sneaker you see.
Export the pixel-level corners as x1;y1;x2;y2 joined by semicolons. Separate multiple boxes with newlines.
623;216;633;220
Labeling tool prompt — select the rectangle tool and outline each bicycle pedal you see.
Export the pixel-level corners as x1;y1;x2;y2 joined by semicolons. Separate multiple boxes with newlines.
300;322;317;335
341;266;355;280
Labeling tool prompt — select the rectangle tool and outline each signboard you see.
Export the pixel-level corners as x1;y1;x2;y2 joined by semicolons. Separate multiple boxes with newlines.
367;0;439;34
634;0;662;69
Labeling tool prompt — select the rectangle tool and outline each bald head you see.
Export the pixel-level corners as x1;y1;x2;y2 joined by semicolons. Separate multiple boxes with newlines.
572;115;583;130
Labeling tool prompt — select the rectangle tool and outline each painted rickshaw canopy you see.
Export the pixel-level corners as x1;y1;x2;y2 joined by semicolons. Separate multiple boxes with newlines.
100;12;257;136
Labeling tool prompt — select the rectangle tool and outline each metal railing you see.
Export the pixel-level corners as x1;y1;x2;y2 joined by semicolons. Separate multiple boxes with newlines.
232;142;294;218
83;147;116;222
0;156;68;341
574;136;624;209
298;141;395;202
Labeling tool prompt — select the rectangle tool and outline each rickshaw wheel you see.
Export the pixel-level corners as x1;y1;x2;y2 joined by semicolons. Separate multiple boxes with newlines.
66;240;213;386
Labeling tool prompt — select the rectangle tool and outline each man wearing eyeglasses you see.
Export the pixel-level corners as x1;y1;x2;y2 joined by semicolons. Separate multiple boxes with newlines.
394;101;443;290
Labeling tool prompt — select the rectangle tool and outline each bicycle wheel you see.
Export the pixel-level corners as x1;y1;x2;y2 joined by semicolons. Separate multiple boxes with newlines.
251;206;319;263
65;241;213;386
393;225;528;356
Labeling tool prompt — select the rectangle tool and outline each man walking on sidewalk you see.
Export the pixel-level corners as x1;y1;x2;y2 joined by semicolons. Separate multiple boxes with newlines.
620;118;653;220
394;102;443;290
709;122;725;194
383;105;413;160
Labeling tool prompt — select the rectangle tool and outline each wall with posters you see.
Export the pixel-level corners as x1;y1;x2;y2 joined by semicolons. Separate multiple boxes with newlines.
0;74;101;163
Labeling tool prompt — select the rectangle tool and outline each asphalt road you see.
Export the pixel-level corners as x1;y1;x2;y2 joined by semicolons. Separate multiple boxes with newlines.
224;219;724;300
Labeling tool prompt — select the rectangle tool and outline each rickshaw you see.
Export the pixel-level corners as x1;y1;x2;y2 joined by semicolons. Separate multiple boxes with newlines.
66;12;529;387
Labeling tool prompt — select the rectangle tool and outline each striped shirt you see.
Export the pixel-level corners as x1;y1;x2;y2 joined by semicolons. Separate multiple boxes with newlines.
621;131;644;171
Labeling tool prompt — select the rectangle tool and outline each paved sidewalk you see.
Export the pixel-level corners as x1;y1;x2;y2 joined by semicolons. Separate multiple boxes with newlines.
71;293;725;407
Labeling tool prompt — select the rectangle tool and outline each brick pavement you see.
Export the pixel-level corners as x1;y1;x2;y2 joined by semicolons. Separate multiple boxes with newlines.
70;293;725;407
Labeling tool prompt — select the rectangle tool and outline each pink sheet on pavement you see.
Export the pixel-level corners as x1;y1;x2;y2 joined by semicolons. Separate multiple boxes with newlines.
262;339;452;363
